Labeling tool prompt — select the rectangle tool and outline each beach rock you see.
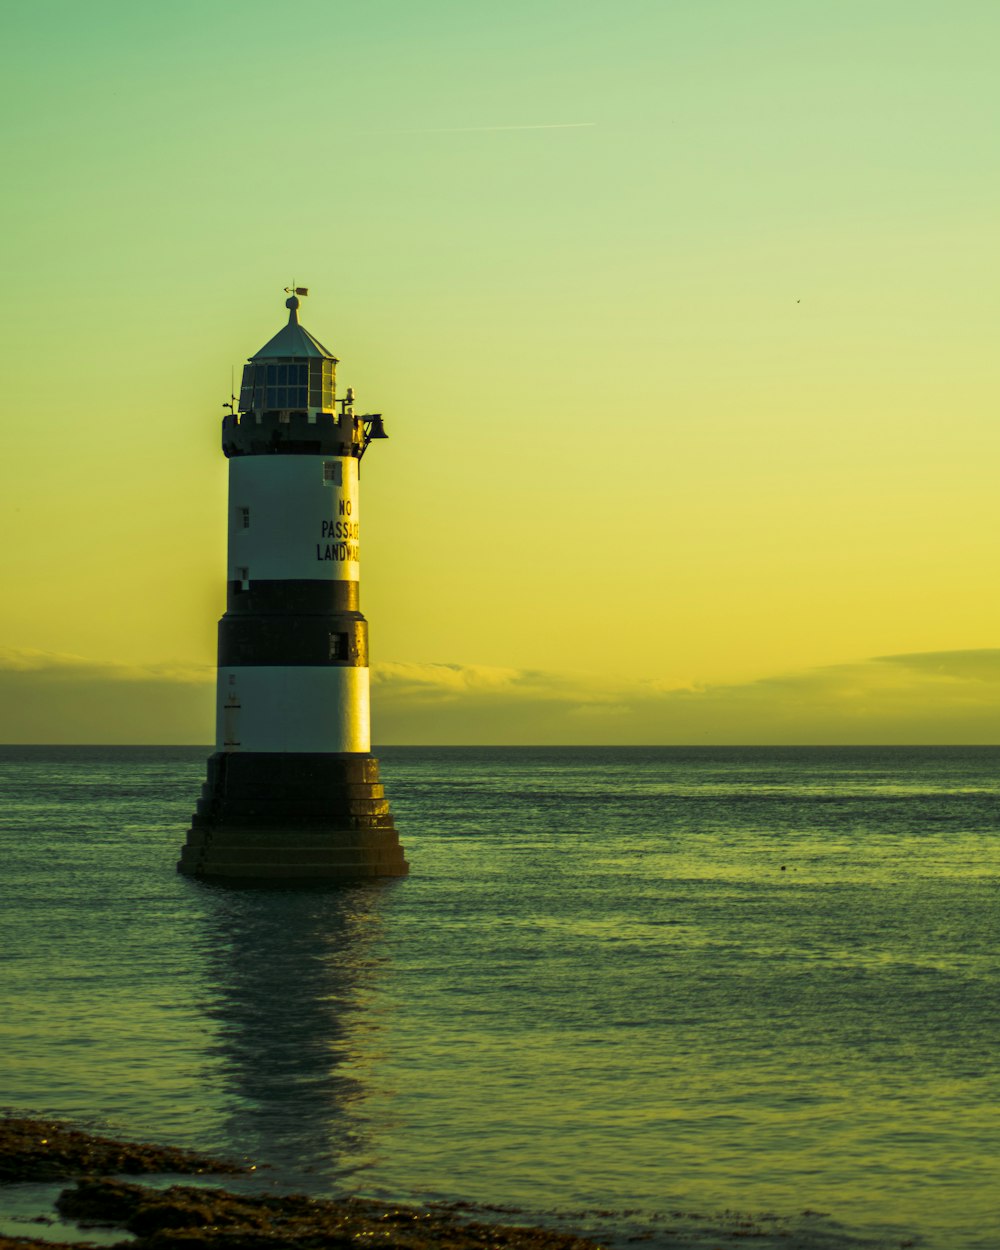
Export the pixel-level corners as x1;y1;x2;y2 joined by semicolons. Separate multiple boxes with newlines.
51;1178;603;1250
2;1118;602;1250
0;1117;242;1184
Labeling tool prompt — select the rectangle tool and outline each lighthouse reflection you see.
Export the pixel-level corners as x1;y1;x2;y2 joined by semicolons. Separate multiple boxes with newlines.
195;884;394;1191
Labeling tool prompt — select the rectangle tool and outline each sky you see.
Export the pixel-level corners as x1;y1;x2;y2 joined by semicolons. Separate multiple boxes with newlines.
1;0;998;744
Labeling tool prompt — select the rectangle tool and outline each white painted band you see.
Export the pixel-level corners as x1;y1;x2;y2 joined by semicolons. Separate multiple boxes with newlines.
228;455;360;582
216;666;371;754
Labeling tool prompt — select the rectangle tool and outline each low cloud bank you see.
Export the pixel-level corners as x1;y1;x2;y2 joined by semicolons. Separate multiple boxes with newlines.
0;648;213;744
371;652;1000;744
1;647;998;745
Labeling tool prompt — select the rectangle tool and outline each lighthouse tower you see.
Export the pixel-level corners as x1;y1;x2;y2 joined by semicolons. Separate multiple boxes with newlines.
178;292;408;881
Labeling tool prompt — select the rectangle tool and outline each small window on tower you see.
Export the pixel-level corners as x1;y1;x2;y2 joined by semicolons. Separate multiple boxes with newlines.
329;632;349;660
323;461;343;486
237;567;250;591
239;507;250;529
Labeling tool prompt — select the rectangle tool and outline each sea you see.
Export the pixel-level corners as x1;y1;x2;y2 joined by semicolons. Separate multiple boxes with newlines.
1;745;998;1250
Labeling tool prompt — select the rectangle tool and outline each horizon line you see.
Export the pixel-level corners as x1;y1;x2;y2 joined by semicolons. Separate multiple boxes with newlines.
1;742;996;750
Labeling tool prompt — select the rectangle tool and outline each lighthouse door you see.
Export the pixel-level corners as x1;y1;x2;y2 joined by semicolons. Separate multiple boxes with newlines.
223;690;241;751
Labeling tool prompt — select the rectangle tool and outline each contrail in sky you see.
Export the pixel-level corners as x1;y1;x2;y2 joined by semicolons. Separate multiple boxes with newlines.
364;122;597;134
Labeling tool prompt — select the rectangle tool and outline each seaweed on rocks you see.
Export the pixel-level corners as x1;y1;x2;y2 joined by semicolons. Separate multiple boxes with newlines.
1;1119;603;1250
53;1177;604;1250
0;1117;243;1184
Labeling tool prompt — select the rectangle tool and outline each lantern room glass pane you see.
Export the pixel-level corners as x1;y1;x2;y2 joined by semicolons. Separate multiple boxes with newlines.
238;365;254;410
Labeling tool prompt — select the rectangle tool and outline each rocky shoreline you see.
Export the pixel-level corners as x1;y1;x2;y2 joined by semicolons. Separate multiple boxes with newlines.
0;1118;241;1188
0;1117;603;1250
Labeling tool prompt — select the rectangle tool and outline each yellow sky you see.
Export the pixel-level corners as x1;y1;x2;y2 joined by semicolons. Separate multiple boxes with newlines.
1;1;998;742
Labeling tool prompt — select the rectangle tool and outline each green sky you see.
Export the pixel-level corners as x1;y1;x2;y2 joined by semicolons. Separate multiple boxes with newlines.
1;0;998;743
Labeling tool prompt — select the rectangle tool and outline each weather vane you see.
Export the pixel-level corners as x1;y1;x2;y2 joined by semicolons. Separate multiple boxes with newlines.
284;283;309;297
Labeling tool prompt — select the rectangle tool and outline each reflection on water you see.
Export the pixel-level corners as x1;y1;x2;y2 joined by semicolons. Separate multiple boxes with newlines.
3;746;1000;1250
192;883;394;1190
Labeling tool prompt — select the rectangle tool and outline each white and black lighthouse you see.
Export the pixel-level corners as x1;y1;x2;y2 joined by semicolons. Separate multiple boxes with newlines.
178;292;408;881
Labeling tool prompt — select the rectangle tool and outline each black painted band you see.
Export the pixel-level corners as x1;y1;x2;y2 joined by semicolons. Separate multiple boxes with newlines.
187;752;403;839
218;615;368;667
222;411;364;458
202;750;385;794
226;580;359;614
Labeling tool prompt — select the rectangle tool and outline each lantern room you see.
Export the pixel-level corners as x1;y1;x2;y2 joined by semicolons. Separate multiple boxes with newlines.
238;294;339;416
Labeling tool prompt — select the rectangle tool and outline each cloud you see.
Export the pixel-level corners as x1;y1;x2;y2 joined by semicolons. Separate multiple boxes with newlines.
0;647;211;685
371;661;628;704
2;647;999;745
370;651;1000;745
876;648;1000;680
0;648;213;744
371;660;525;697
362;122;597;135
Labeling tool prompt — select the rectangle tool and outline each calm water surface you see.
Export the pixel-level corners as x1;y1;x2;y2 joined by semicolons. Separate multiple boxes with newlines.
1;746;998;1250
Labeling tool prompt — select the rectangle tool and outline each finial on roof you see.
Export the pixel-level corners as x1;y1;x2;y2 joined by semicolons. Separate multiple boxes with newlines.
284;284;309;325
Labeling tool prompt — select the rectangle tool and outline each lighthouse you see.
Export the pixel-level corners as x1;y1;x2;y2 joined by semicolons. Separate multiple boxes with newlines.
178;292;408;881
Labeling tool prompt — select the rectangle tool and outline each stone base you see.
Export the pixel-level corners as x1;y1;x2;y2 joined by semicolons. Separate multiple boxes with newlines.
177;751;408;882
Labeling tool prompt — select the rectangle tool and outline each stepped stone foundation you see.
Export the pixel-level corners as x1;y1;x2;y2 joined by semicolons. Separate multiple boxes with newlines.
177;752;408;881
